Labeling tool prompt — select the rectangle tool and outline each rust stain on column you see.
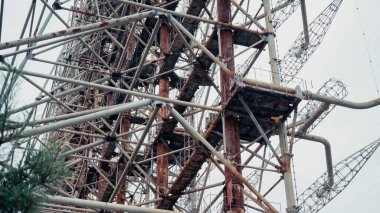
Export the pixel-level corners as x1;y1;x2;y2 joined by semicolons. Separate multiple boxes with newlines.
156;23;170;202
217;0;245;212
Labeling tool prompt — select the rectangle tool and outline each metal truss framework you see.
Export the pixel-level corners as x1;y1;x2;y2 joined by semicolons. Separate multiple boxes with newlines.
297;138;380;213
1;0;380;213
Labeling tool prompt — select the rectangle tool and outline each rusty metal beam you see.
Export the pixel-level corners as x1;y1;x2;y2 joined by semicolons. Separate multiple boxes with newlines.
156;22;171;203
217;0;244;212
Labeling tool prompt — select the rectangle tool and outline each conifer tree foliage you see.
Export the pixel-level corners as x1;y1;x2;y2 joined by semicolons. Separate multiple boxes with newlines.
0;142;70;212
0;58;33;144
0;59;71;212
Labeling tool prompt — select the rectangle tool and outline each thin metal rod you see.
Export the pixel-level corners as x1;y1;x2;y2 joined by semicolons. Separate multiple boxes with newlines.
288;107;298;155
242;48;263;77
32;57;109;74
243;0;293;26
1;32;85;58
0;67;222;112
20;74;107;135
238;94;282;163
195;161;212;212
61;140;106;156
202;188;223;213
0;0;4;42
243;190;271;212
109;18;161;136
0;11;156;50
169;19;198;59
115;19;138;73
129;18;162;89
245;204;266;213
8;75;111;115
88;160;116;189
108;107;160;202
238;164;278;172
227;39;265;61
134;145;194;165
240;145;278;168
242;143;264;166
168;15;234;77
10;0;37;65
229;0;264;30
116;143;158;193
263;177;283;197
182;181;224;195
258;145;267;193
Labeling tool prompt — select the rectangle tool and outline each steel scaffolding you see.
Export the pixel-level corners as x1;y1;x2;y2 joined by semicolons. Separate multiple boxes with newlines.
1;0;380;212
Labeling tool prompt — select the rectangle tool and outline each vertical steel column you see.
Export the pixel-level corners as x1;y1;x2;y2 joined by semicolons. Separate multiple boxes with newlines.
217;0;244;212
262;0;298;211
117;113;131;208
156;22;170;201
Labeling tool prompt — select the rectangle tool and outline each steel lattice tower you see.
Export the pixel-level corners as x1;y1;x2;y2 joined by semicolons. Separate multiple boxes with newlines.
1;0;380;212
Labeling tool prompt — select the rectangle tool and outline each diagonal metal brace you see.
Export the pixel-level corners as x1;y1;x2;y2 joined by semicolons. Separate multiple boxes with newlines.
237;94;282;164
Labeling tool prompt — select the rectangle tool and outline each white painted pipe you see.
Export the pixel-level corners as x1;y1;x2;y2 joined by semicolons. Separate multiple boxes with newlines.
45;195;178;213
8;100;151;141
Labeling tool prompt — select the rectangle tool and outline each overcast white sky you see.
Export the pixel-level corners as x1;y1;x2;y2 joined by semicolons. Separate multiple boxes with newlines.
1;0;379;212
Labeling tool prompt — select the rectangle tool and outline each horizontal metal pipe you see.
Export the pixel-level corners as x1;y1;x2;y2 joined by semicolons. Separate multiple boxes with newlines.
40;203;96;213
8;100;151;141
8;75;111;115
304;92;380;109
62;139;106;157
28;104;119;126
242;78;380;109
2;35;78;58
294;133;334;187
0;67;222;112
0;11;156;50
45;196;178;213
